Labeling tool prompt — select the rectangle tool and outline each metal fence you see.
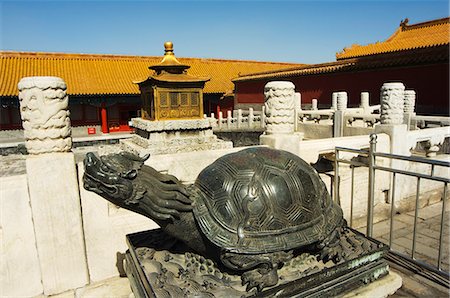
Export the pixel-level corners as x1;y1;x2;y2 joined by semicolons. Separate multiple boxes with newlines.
334;133;450;285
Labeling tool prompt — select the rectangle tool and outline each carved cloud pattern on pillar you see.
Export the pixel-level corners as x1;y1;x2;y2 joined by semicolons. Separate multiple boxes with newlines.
380;82;405;125
264;81;295;135
18;76;72;154
404;90;416;114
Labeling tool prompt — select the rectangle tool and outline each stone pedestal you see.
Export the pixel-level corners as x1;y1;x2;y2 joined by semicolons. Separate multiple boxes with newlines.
124;228;401;297
26;153;89;294
260;133;303;155
122;118;232;155
1;175;43;297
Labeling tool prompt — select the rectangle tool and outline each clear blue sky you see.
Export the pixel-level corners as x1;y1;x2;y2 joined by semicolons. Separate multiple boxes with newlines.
1;0;448;63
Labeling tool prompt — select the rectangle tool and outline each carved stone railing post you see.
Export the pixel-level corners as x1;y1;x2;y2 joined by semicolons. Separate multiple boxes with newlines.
403;90;416;114
295;92;302;111
263;81;295;134
227;110;232;129
18;77;72;154
375;82;409;205
312;98;318;111
380;82;405;125
404;90;416;130
260;81;302;154
336;92;348;111
294;92;301;132
237;109;243;129
17;77;88;295
331;92;338;110
334;92;347;137
218;111;223;129
360;92;370;113
248;107;254;129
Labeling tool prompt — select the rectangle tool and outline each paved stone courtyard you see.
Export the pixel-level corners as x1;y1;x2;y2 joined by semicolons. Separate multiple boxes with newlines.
359;201;450;297
368;200;449;272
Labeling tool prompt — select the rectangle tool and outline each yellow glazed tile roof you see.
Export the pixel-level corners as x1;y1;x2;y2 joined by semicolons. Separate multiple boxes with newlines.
336;17;449;59
0;51;303;97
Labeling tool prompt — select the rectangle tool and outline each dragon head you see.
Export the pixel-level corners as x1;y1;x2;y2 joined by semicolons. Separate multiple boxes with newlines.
83;152;148;206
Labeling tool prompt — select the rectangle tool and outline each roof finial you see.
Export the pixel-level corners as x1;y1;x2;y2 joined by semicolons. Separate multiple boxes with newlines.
164;41;174;55
400;18;409;29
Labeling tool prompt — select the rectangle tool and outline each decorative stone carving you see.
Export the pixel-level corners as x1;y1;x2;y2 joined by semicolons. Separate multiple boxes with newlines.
336;92;348;111
263;81;295;134
18;77;72;154
380;82;405;125
360;92;370;109
404;90;416;114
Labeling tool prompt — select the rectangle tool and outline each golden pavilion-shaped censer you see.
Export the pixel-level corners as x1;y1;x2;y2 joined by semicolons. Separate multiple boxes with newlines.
137;42;209;121
121;42;232;155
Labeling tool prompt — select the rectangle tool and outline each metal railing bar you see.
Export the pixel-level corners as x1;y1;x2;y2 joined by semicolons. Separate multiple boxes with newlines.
389;173;396;248
373;165;450;183
437;182;448;271
334;148;340;205
374;152;450;167
431;164;435;177
412;177;421;260
335;147;368;155
335;159;368;168
366;134;377;237
350;166;355;228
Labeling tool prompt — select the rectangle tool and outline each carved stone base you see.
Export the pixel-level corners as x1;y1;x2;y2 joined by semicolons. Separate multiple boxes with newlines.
124;228;399;297
259;133;303;155
121;118;232;155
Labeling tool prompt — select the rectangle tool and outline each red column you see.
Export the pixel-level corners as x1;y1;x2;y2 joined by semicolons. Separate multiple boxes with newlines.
101;103;109;134
216;105;221;118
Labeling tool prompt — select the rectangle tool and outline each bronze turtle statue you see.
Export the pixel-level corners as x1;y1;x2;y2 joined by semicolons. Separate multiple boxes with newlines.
83;147;345;291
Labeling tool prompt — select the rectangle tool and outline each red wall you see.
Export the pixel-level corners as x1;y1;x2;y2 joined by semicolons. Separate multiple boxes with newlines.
235;63;449;115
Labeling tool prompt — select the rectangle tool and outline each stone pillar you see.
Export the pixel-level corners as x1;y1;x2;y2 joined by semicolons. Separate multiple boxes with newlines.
260;81;302;154
331;92;338;110
360;92;370;113
311;98;318;110
333;92;347;137
404;90;416;130
18;77;88;295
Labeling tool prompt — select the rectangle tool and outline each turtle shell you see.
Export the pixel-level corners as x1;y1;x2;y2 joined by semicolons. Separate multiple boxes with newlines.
192;147;343;254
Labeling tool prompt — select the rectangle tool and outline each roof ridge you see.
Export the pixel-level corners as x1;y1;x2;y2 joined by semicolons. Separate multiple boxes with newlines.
402;16;449;31
238;60;349;78
0;50;302;65
336;16;449;59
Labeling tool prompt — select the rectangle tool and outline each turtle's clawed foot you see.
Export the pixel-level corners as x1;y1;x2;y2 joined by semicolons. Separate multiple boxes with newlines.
241;265;278;292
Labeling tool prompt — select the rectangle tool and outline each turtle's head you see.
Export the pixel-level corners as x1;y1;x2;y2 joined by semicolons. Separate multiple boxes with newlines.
83;152;147;206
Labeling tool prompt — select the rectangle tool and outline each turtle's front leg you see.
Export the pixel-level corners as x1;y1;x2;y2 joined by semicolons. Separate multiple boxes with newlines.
220;250;293;292
241;263;279;292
